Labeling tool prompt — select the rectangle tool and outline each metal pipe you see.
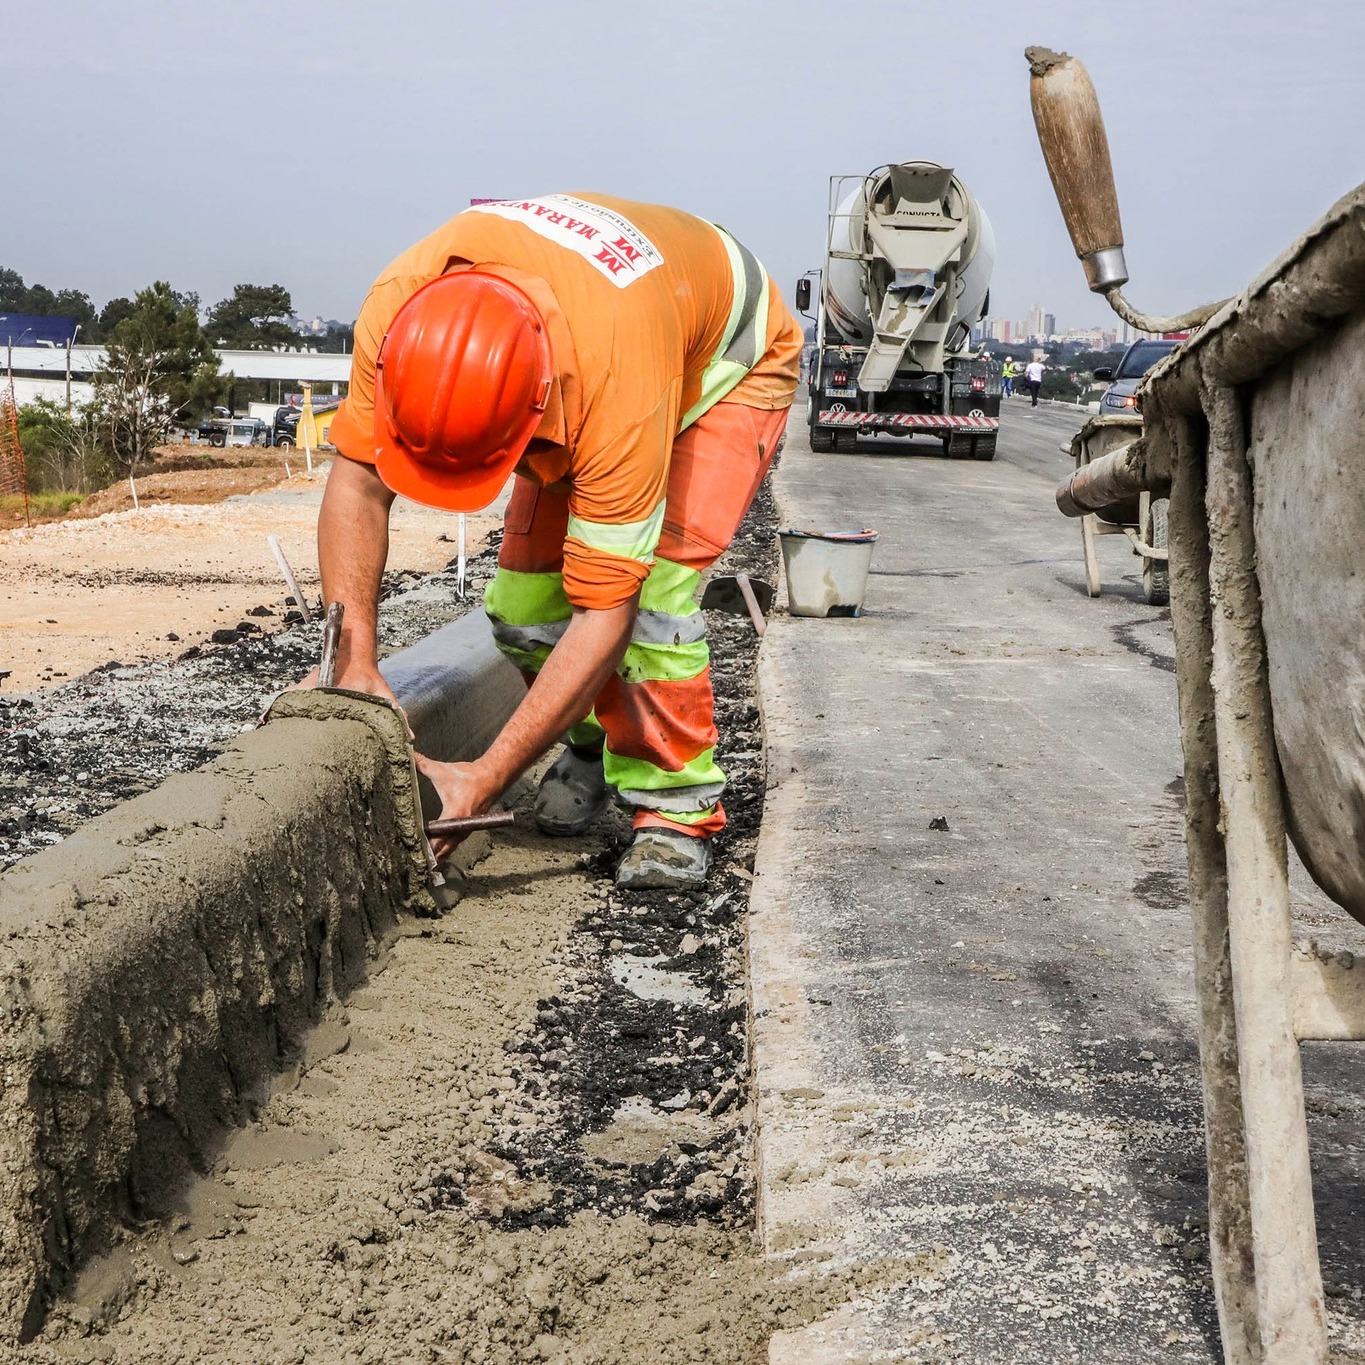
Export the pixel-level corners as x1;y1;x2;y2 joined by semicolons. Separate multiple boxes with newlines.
1054;437;1150;517
424;811;516;838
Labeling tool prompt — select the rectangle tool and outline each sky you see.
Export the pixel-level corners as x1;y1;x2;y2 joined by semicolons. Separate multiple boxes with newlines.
7;0;1364;335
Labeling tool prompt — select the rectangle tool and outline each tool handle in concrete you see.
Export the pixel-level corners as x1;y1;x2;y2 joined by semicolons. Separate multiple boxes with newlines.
1026;46;1128;292
735;573;767;638
319;601;345;688
424;811;517;837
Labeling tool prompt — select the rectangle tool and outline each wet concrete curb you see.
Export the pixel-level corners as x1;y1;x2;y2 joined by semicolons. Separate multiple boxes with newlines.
0;612;522;1341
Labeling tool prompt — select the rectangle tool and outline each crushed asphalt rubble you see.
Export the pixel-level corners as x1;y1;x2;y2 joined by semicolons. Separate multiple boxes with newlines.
6;482;915;1363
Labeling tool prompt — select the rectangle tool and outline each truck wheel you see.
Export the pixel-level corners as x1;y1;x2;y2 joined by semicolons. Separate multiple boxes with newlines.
970;434;997;461
942;431;974;458
810;426;835;453
833;428;858;453
1142;495;1170;607
209;431;226;448
276;436;294;449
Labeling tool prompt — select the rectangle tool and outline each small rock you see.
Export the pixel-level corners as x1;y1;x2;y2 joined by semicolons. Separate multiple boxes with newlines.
165;632;180;642
929;815;950;832
679;934;701;956
211;629;242;645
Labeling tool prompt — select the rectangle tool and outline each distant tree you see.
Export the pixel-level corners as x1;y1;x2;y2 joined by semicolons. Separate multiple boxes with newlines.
22;283;57;315
51;289;98;335
97;296;137;336
206;283;298;350
316;322;355;354
17;397;108;493
0;268;26;311
96;282;220;476
0;272;101;338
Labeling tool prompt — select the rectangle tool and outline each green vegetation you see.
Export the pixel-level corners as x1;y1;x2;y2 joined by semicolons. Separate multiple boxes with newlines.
15;397;108;494
205;283;297;350
96;283;221;475
0;490;84;517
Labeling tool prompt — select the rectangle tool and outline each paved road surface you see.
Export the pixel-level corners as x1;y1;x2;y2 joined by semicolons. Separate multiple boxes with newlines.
750;400;1365;1363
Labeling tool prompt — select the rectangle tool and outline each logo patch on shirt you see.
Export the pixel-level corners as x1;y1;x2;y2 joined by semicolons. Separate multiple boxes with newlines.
463;195;664;288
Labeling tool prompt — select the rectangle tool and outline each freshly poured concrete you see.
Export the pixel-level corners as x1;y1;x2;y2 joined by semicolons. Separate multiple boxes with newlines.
0;611;522;1340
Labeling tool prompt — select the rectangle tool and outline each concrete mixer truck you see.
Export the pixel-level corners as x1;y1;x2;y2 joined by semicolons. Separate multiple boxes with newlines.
797;162;1000;459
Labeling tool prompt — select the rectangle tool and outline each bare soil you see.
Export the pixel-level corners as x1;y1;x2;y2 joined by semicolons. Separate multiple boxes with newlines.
0;457;492;692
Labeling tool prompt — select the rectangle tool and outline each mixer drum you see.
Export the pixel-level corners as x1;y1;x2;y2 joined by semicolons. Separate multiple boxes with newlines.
1252;306;1365;922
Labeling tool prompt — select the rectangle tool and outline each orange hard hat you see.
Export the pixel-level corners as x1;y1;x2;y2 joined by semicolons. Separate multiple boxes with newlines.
374;271;553;511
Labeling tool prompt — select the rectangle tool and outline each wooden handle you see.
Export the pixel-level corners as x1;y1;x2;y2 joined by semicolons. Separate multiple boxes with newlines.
1026;47;1126;279
734;573;767;638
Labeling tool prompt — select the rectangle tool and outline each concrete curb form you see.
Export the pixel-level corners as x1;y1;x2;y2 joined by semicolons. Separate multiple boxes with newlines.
0;611;523;1340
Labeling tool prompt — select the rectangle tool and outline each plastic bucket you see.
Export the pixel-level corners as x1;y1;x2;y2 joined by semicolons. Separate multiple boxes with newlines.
778;528;878;618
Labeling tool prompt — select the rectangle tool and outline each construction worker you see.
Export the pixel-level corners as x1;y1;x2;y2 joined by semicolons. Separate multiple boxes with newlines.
1001;357;1016;397
316;193;801;889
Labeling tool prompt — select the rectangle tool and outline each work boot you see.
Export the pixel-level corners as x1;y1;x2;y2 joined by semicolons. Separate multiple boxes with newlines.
534;745;609;836
616;828;712;890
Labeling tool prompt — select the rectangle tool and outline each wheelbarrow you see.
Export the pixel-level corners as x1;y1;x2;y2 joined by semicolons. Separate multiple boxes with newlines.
1064;410;1168;604
1031;45;1365;1364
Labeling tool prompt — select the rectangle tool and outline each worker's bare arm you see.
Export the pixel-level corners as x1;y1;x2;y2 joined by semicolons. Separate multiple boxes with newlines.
309;454;399;700
418;599;638;859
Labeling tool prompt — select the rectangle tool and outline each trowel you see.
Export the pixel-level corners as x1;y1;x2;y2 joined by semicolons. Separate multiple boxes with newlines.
701;573;774;637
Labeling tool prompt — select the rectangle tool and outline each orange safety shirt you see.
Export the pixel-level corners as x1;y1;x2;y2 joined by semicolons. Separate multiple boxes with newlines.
329;193;801;610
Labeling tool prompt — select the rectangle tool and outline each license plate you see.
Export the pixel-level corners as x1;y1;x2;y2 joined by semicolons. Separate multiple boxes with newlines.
825;387;857;398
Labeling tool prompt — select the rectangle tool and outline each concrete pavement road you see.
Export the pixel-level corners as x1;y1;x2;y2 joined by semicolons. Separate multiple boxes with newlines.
751;400;1365;1363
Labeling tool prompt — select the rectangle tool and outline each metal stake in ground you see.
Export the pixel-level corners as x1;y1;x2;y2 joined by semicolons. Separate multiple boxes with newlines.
457;512;468;601
267;534;313;624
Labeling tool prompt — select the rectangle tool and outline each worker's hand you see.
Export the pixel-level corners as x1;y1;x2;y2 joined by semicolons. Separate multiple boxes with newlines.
287;662;400;708
416;754;496;862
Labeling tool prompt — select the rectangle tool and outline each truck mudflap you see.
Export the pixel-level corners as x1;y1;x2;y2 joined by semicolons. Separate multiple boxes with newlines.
816;411;1001;432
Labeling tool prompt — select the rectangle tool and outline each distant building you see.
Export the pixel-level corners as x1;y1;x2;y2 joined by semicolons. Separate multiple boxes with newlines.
0;314;80;348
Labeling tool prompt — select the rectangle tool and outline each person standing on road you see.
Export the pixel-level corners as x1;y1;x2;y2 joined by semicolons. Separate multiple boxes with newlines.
1024;358;1045;407
313;193;801;890
1001;358;1016;398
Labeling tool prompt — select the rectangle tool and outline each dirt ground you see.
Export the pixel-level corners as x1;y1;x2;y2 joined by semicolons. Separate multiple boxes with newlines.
0;450;495;692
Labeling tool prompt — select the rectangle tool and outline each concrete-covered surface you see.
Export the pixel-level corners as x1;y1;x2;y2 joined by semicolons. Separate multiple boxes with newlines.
753;401;1365;1362
0;613;521;1341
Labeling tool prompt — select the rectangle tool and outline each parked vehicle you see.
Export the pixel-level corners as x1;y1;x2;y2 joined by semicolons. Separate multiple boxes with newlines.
196;415;269;448
271;406;301;447
1092;338;1179;413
